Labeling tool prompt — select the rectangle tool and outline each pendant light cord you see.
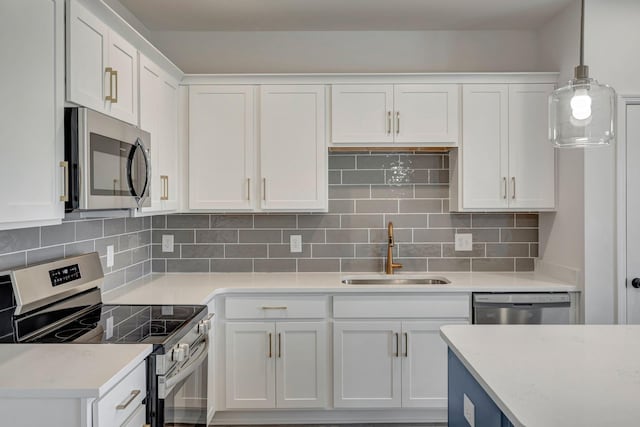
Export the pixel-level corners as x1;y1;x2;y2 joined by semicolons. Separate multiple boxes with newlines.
580;0;585;66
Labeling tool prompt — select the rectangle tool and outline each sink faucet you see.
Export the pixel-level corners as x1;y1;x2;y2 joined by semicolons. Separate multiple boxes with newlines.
385;221;403;274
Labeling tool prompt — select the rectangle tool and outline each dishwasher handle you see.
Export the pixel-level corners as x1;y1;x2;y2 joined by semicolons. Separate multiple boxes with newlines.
473;292;570;305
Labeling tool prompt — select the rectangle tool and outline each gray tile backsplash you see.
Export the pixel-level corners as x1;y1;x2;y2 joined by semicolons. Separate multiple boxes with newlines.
153;152;538;273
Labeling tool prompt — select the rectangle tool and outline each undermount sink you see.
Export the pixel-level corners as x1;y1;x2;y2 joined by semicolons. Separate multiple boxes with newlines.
342;276;451;286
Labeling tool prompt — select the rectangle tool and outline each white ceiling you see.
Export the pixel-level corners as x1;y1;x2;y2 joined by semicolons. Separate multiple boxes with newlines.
118;0;574;32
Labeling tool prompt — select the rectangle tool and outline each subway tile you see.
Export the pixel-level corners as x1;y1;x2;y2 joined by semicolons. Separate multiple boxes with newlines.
443;243;485;258
254;215;296;229
414;185;449;199
102;270;126;292
312;244;354;258
414;228;455;243
472;258;515;272
329;170;341;185
341;258;383;273
167;214;209;229
143;217;152;230
443;155;450;169
113;250;133;270
132;246;150;264
399;244;442;258
27;245;65;265
167;259;209;273
297;258;340;272
181;244;224;259
356;154;399;169
283;229;326;244
516;214;539;228
486;243;530;257
225;244;267;258
125;262;146;282
516;258;535;271
399;199;442;213
299;215;340;229
355;244;392;258
472;213;515;228
239;230;282;244
75;220;103;241
530;243;539;257
65;241;95;258
429;258;471;272
95;236;119;256
455;228;500;243
210;259;253;272
328;200;355;214
501;229;539;243
386;169;428;185
384;214;428;228
355;200;398;214
429;170;449;184
403;154;443;169
41;222;75;246
125;217;145;233
342;170;385;185
152;259;166;273
370;185;412;199
429;213;471;228
393;258;428;272
0;253;26;270
369;228;412;244
0;228;40;255
326;229;368;243
196;230;238;244
152;230;195;244
210;215;253;229
329;185;371;199
151;244;180;259
443;199;450;212
119;233;141;251
104;218;126;236
329;155;355;170
152;215;166;229
254;259;296;272
138;230;151;245
269;244;311;258
341;214;383;229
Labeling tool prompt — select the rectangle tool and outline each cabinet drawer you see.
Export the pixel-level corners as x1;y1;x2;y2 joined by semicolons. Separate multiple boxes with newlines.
94;361;146;427
333;294;470;319
225;296;328;319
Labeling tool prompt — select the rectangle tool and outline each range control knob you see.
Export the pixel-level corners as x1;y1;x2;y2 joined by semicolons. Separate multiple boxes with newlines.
632;278;640;289
171;343;190;362
198;319;210;334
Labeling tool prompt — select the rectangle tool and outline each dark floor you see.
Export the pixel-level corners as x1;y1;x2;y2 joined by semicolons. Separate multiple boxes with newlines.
214;424;446;426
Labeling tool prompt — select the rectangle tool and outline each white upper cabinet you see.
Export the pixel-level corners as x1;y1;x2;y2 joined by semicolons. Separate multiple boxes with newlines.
67;0;138;125
189;85;255;211
0;0;65;230
260;85;327;211
331;84;459;146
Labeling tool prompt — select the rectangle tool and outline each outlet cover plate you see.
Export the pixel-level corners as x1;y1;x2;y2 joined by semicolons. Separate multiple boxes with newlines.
463;393;475;427
290;235;302;253
162;234;175;253
455;233;473;252
106;245;114;267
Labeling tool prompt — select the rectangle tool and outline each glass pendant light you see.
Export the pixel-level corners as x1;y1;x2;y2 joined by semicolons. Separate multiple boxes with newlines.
548;0;616;148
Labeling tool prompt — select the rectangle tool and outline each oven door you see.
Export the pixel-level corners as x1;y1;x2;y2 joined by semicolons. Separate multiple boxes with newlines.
157;337;208;427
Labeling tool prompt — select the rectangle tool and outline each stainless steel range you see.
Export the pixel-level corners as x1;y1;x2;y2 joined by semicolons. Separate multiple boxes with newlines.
0;252;211;427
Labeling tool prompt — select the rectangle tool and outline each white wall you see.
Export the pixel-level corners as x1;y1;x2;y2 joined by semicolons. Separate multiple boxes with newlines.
148;30;542;74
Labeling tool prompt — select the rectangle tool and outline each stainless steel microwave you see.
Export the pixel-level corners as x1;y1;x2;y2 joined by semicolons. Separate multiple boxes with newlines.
64;108;151;211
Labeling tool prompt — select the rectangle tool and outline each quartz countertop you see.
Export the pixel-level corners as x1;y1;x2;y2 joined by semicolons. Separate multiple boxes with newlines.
440;325;640;427
103;271;578;306
0;344;151;398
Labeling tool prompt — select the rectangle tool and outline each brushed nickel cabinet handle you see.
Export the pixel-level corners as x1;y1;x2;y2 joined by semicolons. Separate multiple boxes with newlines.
396;111;400;135
105;67;114;101
387;111;392;135
394;332;399;358
503;177;507;200
112;69;118;104
512;177;516;199
268;332;272;358
278;333;282;358
116;389;140;410
160;175;168;200
247;178;251;200
262;178;266;201
59;161;69;202
403;332;408;357
261;306;288;310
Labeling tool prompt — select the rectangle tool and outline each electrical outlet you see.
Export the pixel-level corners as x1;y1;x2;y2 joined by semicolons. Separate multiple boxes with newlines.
455;233;473;251
463;393;475;427
162;234;174;252
290;235;302;253
106;316;114;339
106;245;114;267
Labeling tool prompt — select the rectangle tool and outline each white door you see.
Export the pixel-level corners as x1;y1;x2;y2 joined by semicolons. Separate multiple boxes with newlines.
461;84;510;210
508;84;556;209
275;322;327;409
626;104;640;323
0;0;65;229
66;0;109;114
260;85;327;211
331;85;394;144
333;321;402;408
394;84;459;145
401;320;468;408
225;322;275;409
106;31;138;125
189;85;255;210
158;75;179;211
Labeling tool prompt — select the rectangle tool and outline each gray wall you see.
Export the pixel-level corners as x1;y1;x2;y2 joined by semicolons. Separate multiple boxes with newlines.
152;153;539;273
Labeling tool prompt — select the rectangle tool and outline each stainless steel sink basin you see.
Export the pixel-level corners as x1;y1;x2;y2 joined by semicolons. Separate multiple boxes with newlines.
342;276;451;285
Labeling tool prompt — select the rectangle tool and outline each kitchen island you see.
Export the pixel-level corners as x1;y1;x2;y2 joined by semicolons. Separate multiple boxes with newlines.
441;325;640;427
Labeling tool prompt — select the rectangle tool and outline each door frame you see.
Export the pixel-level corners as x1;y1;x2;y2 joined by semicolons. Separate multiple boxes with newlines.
616;95;640;324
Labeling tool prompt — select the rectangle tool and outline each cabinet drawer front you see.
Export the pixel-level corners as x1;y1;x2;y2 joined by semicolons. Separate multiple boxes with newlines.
225;296;328;319
95;361;146;427
333;295;470;319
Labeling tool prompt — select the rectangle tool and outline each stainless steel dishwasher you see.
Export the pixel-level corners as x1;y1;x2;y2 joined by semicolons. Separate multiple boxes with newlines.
473;293;572;324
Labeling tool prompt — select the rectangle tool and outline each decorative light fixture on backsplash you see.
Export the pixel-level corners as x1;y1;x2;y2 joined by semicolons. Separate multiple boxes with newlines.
548;0;616;148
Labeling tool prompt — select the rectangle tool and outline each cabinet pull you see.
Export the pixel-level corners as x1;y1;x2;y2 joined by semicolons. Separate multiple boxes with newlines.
511;177;516;199
247;178;251;201
403;332;408;357
113;69;119;104
160;175;168;200
59;161;69;202
115;389;140;410
268;332;272;358
262;178;266;201
105;67;114;101
396;111;400;134
394;332;399;358
278;333;282;358
502;177;507;200
387;111;392;135
261;306;288;310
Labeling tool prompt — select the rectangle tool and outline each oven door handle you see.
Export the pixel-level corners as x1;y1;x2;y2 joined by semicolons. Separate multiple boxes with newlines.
161;338;208;397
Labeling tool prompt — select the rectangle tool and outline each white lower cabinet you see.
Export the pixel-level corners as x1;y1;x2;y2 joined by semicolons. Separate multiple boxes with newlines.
93;361;147;427
120;403;146;427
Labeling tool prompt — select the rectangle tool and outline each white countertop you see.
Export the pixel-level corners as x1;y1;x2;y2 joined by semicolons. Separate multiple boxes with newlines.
103;271;578;306
440;325;640;427
0;344;151;398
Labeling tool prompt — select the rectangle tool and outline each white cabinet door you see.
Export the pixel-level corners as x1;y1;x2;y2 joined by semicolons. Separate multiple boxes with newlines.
333;321;402;408
508;84;556;209
106;31;138;125
189;85;255;211
119;403;145;427
225;322;275;409
401;320;468;409
461;85;510;210
260;85;327;211
394;84;459;145
275;322;327;409
331;85;394;144
66;0;109;114
0;0;64;229
159;76;180;211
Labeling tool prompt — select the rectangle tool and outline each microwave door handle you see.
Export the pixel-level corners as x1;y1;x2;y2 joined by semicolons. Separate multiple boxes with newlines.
161;338;208;397
126;138;151;208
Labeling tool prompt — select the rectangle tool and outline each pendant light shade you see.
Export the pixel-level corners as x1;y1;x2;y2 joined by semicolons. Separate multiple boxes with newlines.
548;0;616;148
